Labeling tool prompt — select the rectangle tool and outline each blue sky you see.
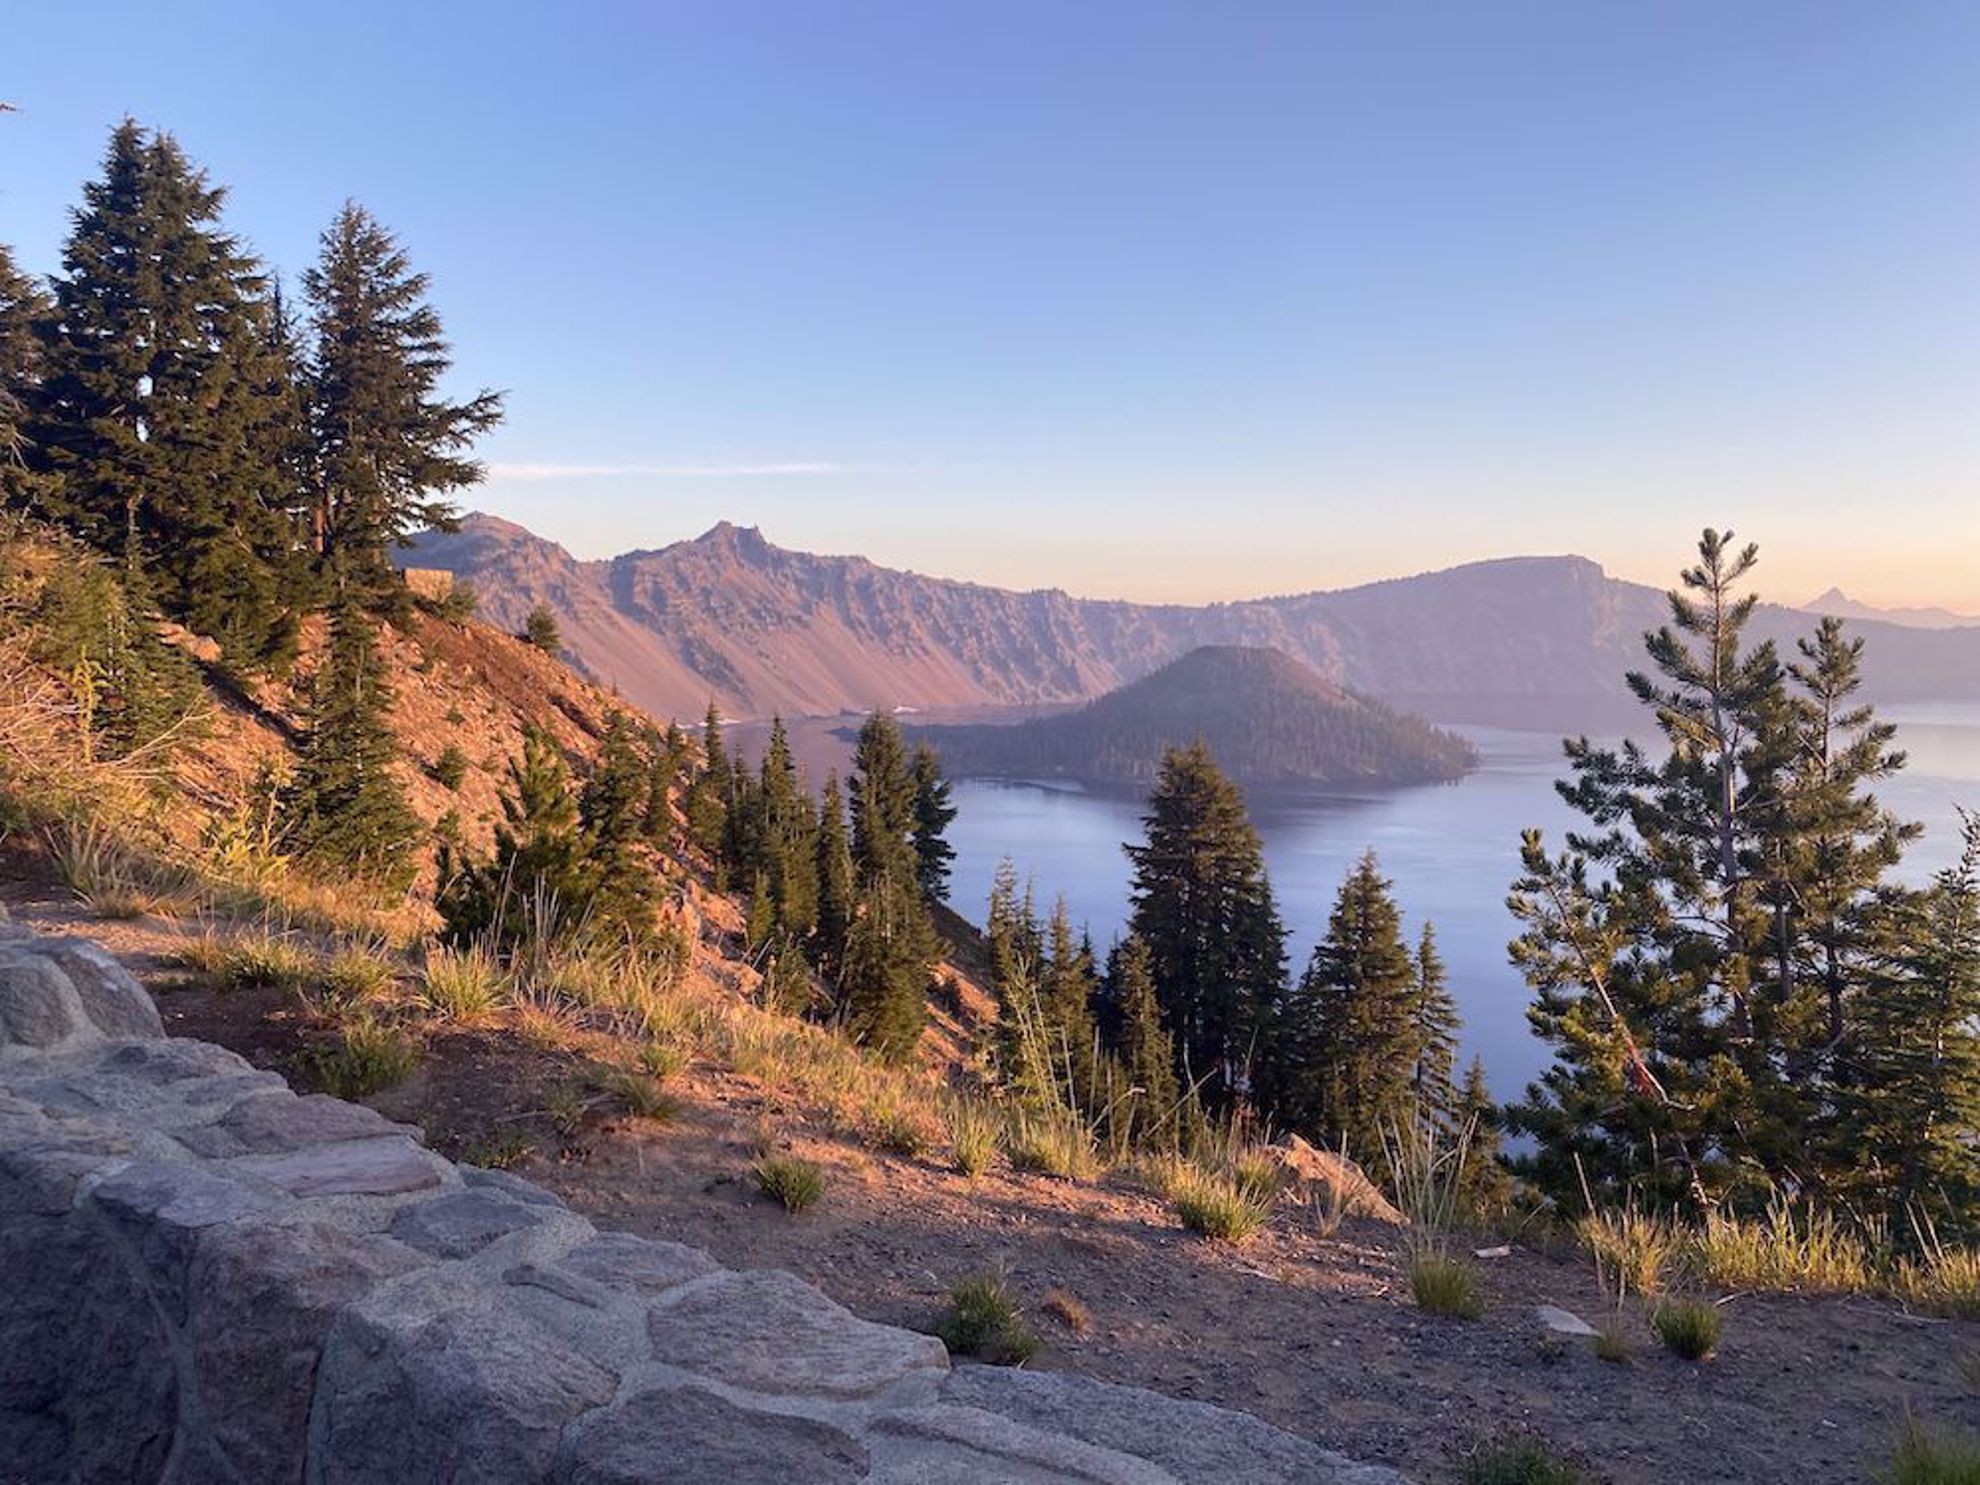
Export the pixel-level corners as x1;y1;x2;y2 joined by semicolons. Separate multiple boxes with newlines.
6;2;1978;606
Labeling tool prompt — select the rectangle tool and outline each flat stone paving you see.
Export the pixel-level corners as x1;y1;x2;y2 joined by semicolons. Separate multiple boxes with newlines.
0;927;1409;1484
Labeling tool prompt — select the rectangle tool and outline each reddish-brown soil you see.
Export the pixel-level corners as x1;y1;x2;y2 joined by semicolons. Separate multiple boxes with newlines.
6;883;1976;1485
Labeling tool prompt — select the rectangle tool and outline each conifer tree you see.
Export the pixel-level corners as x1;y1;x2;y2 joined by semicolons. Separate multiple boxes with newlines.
685;702;727;857
438;725;592;949
1108;934;1180;1145
986;859;1048;1094
755;719;819;939
1777;618;1918;1057
1505;530;1919;1210
1840;813;1980;1230
909;741;957;904
1409;922;1461;1131
33;122;299;665
0;243;53;509
812;773;856;983
1265;852;1421;1159
1124;741;1286;1105
523;604;561;655
579;711;657;943
839;870;931;1062
850;710;919;888
279;602;419;887
302;202;502;600
1454;1057;1514;1218
1041;897;1099;1104
643;723;681;845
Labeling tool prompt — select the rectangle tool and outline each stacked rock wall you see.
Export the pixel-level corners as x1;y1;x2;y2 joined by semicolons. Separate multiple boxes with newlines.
0;929;1405;1484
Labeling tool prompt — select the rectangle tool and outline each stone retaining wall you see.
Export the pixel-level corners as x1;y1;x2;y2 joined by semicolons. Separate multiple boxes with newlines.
0;929;1406;1484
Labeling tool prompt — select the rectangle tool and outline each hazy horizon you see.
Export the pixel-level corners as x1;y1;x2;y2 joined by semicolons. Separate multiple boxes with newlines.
12;1;1977;608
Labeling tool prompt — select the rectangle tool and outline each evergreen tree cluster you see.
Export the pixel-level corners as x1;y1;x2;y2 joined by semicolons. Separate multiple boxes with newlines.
675;706;956;1063
437;713;663;951
984;737;1496;1177
1507;530;1978;1236
0;119;505;885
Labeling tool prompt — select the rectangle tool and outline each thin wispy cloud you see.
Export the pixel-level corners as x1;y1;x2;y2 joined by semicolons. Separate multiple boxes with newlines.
487;460;886;482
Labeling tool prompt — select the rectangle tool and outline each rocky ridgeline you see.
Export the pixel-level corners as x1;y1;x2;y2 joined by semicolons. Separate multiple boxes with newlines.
0;929;1406;1484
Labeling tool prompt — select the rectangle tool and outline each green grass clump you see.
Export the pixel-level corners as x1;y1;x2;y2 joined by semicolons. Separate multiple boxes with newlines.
1409;1252;1486;1319
419;944;504;1019
636;1038;687;1081
588;1065;679;1122
753;1153;825;1212
946;1098;1000;1180
933;1272;1039;1365
196;927;317;993
309;942;399;1016
1651;1297;1723;1360
1171;1164;1274;1243
1889;1418;1980;1485
1005;1108;1102;1182
303;1017;420;1098
1457;1430;1593;1485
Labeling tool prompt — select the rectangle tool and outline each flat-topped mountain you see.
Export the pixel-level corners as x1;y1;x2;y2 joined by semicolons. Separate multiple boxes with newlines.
412;515;1980;724
908;645;1479;788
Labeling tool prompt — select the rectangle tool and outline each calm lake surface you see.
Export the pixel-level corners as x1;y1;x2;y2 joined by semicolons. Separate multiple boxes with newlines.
944;703;1980;1103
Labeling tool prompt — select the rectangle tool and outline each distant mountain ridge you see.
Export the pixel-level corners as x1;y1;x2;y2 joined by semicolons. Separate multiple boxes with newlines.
908;646;1479;789
1801;587;1980;632
411;514;1980;724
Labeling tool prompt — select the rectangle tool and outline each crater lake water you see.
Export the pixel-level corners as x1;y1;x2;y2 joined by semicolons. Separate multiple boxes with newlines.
942;705;1980;1103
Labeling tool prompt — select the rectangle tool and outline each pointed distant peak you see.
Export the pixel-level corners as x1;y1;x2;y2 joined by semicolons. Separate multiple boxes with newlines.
1806;586;1852;608
693;520;774;557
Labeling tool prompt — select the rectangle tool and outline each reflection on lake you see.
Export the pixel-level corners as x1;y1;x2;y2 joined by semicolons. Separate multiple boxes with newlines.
945;715;1980;1103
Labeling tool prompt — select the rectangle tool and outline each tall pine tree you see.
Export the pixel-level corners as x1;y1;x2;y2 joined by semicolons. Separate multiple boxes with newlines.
303;202;502;601
1124;741;1285;1106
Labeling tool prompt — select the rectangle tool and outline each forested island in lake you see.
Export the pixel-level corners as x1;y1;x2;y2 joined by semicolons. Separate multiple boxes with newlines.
908;645;1479;789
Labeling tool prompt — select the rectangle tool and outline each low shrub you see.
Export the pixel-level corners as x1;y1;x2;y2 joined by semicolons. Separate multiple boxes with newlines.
429;745;469;791
1578;1205;1678;1298
754;1153;825;1212
419;944;504;1019
186;926;316;993
313;943;399;1015
1889;1417;1980;1485
1171;1164;1274;1243
933;1272;1039;1365
1651;1298;1723;1360
1456;1430;1594;1485
636;1038;687;1080
946;1098;1000;1179
303;1018;420;1098
1005;1108;1102;1182
1409;1252;1486;1320
588;1065;679;1123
